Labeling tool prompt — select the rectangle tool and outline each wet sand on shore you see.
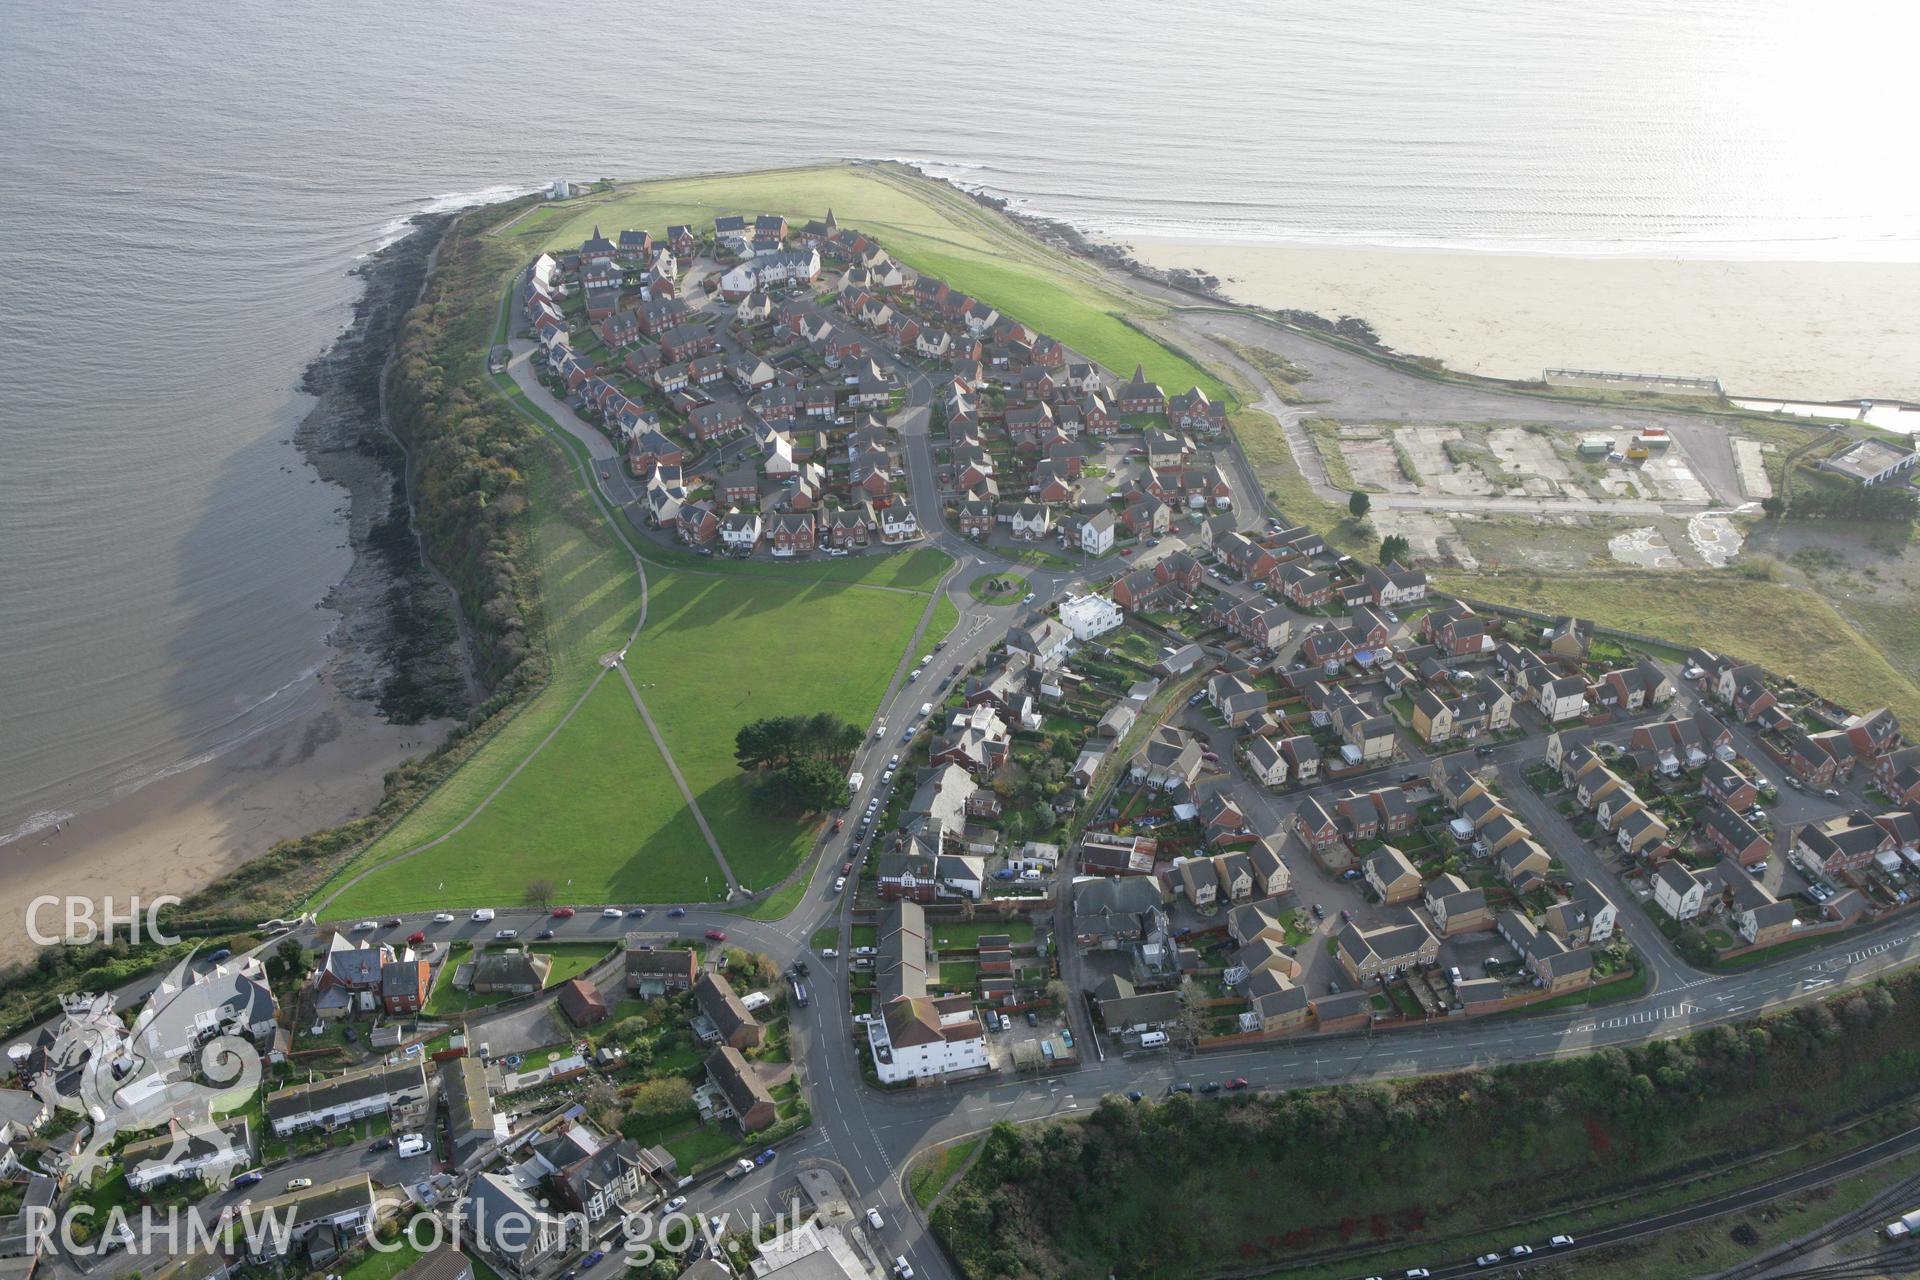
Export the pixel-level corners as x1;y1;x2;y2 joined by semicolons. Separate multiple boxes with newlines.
0;685;440;966
1125;238;1920;403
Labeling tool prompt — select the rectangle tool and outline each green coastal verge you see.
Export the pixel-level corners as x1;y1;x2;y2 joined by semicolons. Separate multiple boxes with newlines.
930;972;1920;1279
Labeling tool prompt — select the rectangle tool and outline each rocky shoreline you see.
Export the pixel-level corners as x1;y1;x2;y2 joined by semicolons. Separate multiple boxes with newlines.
295;214;473;725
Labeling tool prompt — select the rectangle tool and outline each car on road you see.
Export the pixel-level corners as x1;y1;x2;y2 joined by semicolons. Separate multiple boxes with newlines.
432;912;455;922
663;1196;687;1213
581;1250;605;1268
893;1257;915;1279
286;1178;313;1191
1549;1235;1575;1248
371;1136;394;1151
1822;787;1842;798
551;906;575;918
1127;1090;1143;1102
601;907;623;918
495;928;518;940
755;1147;777;1165
234;1170;264;1186
866;1207;884;1230
535;929;556;940
1199;1081;1221;1094
833;877;847;892
833;817;845;832
842;860;854;874
1021;592;1035;603
1474;745;1495;757
1311;902;1326;918
907;669;919;682
1226;1077;1249;1090
382;916;403;927
407;930;426;945
1403;1271;1430;1279
820;947;838;958
1508;1244;1533;1258
705;929;728;941
471;908;495;922
1167;1082;1194;1095
352;919;378;932
1476;1255;1500;1268
668;907;686;917
1026;1010;1038;1026
628;907;647;917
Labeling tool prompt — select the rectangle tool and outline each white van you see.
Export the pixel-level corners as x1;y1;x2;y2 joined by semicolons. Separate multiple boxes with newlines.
471;908;495;922
1139;1031;1170;1049
919;702;933;718
396;1133;428;1158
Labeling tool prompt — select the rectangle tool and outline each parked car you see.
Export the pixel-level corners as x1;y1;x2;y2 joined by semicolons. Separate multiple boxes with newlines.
495;928;518;940
893;1257;914;1279
233;1169;264;1187
1167;1082;1194;1095
1026;1010;1038;1026
406;930;426;944
286;1178;313;1191
1404;1271;1431;1279
867;1207;885;1230
705;929;728;941
1476;1255;1500;1268
663;1196;687;1213
1549;1235;1575;1248
370;1136;394;1151
471;908;495;922
1311;903;1326;919
1226;1077;1249;1090
552;906;576;918
535;928;555;940
601;907;623;918
1199;1081;1221;1094
1822;787;1842;798
1508;1244;1533;1258
820;947;838;958
352;919;378;932
668;907;687;917
833;877;847;892
628;907;648;917
382;916;403;927
432;912;455;923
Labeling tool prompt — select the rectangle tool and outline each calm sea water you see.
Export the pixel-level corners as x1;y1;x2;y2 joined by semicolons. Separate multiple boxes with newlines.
0;0;1911;841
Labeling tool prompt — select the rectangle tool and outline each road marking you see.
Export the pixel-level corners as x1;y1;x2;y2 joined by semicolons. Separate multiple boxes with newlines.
1569;1001;1702;1033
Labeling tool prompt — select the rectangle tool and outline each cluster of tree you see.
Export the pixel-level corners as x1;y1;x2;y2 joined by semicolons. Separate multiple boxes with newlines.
1764;482;1917;523
931;972;1920;1279
735;713;864;813
1378;533;1411;565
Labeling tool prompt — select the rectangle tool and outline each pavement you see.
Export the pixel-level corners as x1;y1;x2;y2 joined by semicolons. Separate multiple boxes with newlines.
40;266;1920;1280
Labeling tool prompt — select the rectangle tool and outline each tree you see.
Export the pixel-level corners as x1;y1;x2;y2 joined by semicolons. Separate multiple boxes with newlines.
1378;534;1411;565
624;1077;695;1126
1348;490;1371;518
771;755;845;813
274;937;308;976
523;879;556;909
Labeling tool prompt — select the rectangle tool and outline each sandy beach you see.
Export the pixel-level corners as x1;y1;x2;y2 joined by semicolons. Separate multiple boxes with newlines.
1125;239;1920;404
0;687;440;968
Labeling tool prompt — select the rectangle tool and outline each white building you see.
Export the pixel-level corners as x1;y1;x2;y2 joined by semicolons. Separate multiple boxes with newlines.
721;509;761;551
531;253;560;289
1058;593;1122;642
263;1061;426;1136
718;248;822;300
1652;860;1710;922
880;504;921;544
867;995;988;1084
1079;510;1116;557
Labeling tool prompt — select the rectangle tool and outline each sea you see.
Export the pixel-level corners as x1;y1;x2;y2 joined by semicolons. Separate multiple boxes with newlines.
0;0;1912;847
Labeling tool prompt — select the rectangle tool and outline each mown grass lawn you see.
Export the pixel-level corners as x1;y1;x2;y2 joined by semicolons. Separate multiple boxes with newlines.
320;456;935;916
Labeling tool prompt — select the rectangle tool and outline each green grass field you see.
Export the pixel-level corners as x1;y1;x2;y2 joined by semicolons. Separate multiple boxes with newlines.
317;419;943;915
498;164;1228;403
